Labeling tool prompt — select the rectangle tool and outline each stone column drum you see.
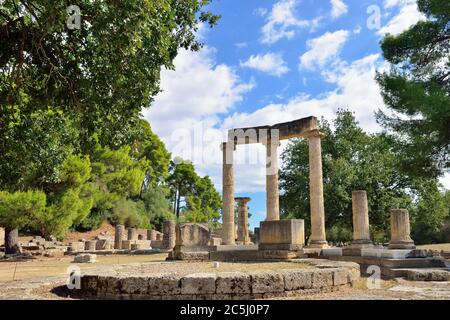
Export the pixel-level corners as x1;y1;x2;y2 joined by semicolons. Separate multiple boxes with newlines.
265;140;280;221
306;130;327;248
84;240;96;251
147;229;157;241
236;197;251;244
221;142;235;245
388;209;415;249
163;220;176;250
352;191;372;245
127;227;137;241
114;224;125;249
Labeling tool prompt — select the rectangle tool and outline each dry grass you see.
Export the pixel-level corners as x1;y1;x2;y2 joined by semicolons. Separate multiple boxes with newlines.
417;243;450;251
117;261;308;276
0;253;167;282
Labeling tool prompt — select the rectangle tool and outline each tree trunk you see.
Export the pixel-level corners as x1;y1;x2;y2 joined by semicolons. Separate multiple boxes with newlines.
5;228;21;255
176;190;181;218
173;189;178;214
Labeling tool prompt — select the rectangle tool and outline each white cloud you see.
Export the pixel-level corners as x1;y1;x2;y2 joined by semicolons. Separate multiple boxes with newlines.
260;0;319;44
330;0;348;19
143;47;254;179
440;174;450;190
240;53;289;77
219;54;388;191
235;42;248;48
254;7;268;17
299;30;350;70
377;1;425;36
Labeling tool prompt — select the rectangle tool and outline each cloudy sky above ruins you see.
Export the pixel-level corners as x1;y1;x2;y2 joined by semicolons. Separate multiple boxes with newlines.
143;0;447;228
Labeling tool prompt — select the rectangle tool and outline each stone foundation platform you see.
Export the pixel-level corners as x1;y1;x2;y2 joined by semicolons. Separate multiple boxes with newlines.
320;249;450;281
78;259;360;300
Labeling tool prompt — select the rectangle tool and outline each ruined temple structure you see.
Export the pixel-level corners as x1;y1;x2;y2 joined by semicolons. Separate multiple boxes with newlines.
221;116;327;248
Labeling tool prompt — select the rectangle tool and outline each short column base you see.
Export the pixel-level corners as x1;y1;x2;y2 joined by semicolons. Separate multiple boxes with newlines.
342;243;374;256
388;240;415;250
306;240;328;249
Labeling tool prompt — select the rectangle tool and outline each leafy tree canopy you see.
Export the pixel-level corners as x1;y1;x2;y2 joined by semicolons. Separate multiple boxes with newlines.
376;0;450;177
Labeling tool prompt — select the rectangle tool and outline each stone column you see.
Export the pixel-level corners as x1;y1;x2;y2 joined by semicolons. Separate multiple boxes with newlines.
221;142;235;245
147;229;157;241
388;209;415;249
84;240;97;251
265;140;280;221
127;227;137;241
163;220;176;250
352;191;372;245
306;130;327;248
235;197;251;244
5;228;20;254
114;224;125;249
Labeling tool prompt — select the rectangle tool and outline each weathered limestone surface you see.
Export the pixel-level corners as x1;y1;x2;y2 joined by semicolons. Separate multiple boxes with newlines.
229;116;318;144
388;209;415;249
96;239;113;251
127;228;138;241
147;229;157;241
67;242;85;252
265;141;280;221
176;223;211;247
114;225;125;250
216;272;251;294
221;142;235;245
74;253;97;263
306;130;327;248
163;220;176;250
342;190;373;256
79;259;360;299
181;273;216;294
259;219;305;250
282;269;312;290
311;269;333;288
351;191;372;244
148;274;182;295
251;271;285;293
236;197;251;244
121;240;132;250
84;240;97;251
171;223;215;260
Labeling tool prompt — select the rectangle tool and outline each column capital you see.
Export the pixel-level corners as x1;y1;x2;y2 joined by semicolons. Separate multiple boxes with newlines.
303;129;325;139
235;197;251;205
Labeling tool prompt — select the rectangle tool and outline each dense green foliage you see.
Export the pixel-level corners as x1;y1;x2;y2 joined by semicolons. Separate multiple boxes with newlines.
0;1;221;239
168;158;221;228
376;0;450;177
280;110;449;244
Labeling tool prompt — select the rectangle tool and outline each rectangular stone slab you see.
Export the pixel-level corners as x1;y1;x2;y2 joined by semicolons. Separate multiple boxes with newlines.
259;219;305;248
229;116;318;145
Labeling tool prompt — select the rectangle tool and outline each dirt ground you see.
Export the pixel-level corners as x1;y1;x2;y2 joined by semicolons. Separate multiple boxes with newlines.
0;253;449;300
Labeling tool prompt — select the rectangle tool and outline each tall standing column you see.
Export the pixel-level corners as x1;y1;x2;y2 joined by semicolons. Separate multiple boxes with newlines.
306;130;327;248
127;227;137;241
388;209;415;249
236;197;251;244
265;140;280;221
221;142;235;245
352;191;372;245
163;220;176;250
114;224;125;249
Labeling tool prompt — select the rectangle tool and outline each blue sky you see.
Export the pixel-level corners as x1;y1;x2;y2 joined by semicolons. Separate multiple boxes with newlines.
143;0;448;230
